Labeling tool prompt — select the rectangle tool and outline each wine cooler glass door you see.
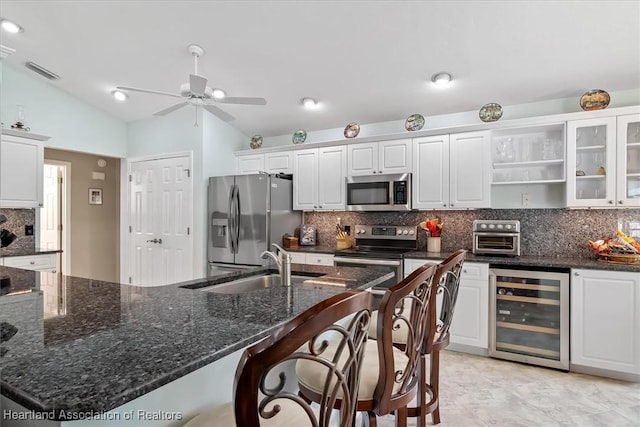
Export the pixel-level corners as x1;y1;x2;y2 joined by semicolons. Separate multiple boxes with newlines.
489;268;569;370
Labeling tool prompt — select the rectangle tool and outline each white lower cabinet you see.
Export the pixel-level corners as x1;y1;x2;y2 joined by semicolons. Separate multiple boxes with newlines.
571;268;640;377
404;258;489;351
290;252;334;266
1;253;58;272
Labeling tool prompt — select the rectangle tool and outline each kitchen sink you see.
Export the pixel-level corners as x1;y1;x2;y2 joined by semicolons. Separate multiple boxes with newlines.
201;274;313;294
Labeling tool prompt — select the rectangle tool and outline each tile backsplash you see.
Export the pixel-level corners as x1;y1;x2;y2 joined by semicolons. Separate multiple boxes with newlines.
0;208;36;252
304;209;640;259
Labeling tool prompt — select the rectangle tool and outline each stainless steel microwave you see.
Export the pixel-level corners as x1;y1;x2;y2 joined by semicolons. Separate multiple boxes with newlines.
345;173;411;211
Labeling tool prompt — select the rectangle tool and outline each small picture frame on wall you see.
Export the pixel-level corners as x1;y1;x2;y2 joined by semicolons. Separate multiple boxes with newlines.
300;224;317;246
89;188;103;205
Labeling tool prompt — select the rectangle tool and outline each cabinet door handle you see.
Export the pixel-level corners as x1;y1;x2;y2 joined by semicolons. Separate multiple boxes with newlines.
373;171;377;174
379;170;382;173
574;272;580;276
608;200;613;204
30;261;35;264
451;204;454;207
443;204;447;207
318;205;322;209
619;200;623;204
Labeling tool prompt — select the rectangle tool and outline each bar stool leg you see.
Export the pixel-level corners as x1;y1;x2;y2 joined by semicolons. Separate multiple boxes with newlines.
430;349;441;425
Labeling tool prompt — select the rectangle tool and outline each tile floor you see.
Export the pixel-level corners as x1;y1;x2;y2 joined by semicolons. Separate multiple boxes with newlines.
375;350;640;427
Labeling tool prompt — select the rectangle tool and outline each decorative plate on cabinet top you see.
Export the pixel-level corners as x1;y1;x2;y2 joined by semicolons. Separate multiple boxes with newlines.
292;130;307;144
250;135;263;149
344;122;360;139
478;103;503;122
405;114;425;131
579;89;610;111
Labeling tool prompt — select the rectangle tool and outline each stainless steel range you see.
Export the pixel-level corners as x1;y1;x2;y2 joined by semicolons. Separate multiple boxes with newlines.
333;224;417;292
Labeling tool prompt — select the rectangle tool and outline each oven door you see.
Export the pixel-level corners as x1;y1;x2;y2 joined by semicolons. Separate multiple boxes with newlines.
473;232;520;256
333;257;401;290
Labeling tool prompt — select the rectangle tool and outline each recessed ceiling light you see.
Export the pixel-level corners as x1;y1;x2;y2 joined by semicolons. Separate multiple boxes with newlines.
111;90;128;101
1;19;23;34
431;72;452;88
212;89;226;99
302;97;318;109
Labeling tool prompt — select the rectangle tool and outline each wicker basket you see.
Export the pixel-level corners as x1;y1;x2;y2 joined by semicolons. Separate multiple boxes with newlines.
598;253;640;264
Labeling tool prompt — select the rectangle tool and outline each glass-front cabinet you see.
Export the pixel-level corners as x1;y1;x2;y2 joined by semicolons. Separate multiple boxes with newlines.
566;117;617;207
617;114;640;207
567;114;640;207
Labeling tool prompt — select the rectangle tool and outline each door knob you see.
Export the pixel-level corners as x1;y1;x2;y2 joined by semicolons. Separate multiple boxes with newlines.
146;238;163;244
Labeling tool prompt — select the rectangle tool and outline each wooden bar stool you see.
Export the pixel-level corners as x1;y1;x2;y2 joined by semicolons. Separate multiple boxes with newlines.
183;290;372;427
409;249;466;426
296;263;438;427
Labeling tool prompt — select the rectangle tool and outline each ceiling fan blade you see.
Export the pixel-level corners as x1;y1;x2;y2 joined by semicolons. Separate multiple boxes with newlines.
203;104;235;122
153;102;189;116
116;86;182;98
217;96;267;105
189;74;207;96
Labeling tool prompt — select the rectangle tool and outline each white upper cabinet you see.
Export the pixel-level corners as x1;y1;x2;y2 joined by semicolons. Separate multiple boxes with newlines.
1;133;45;208
413;131;490;209
293;146;346;210
264;151;293;174
617;114;640;207
449;131;491;208
235;153;265;175
347;139;412;176
236;151;294;175
567;116;620;207
412;135;450;209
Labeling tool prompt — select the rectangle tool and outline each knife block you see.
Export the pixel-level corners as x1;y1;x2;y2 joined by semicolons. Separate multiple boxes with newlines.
336;236;352;250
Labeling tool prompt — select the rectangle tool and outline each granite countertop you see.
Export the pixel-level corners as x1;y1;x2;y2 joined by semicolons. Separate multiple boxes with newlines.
0;247;62;258
0;265;392;418
404;251;640;273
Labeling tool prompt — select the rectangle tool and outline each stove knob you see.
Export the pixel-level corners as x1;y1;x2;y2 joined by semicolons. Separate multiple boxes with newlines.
402;230;409;235
488;224;495;229
497;224;504;229
359;229;366;235
480;224;487;229
397;230;403;235
505;224;512;230
409;230;415;235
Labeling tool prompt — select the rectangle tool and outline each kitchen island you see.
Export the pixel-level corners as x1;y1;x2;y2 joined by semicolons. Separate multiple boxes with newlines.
0;264;392;426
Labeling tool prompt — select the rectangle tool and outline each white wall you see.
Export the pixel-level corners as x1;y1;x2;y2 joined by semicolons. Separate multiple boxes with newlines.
0;64;127;157
261;88;640;148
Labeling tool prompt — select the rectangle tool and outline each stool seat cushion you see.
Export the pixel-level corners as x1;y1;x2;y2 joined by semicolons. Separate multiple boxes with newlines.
296;339;409;401
183;399;315;427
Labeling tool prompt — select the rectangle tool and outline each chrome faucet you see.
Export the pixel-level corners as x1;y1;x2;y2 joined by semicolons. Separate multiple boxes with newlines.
260;243;292;286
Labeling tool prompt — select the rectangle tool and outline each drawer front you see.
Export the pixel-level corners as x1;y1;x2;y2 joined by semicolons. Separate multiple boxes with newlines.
306;254;334;266
2;254;57;270
289;252;307;264
461;262;488;280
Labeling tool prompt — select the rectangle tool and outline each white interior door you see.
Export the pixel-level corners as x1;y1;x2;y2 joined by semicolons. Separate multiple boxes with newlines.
129;155;193;286
40;164;61;251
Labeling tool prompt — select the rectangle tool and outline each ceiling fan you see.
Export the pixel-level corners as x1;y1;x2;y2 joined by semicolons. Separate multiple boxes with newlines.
116;44;266;123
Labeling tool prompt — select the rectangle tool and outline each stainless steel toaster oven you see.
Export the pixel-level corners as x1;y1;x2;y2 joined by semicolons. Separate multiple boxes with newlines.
473;220;521;256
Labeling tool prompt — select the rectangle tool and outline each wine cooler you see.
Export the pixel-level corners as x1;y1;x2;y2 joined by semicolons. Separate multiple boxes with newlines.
489;267;569;370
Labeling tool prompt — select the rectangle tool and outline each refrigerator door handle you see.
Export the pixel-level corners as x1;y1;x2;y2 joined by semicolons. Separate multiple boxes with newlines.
228;184;236;254
234;184;241;253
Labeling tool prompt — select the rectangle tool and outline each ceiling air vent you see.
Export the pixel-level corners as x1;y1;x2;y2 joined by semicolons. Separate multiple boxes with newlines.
0;45;16;60
24;61;60;80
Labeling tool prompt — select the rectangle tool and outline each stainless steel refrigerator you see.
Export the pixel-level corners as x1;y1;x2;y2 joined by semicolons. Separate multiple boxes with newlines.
207;174;301;275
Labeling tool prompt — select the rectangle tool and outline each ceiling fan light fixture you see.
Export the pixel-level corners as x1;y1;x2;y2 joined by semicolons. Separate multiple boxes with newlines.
212;88;226;99
111;90;128;101
1;18;23;34
431;72;452;88
302;97;318;109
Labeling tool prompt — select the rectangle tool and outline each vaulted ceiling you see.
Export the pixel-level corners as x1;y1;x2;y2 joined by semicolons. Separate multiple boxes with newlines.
2;1;639;137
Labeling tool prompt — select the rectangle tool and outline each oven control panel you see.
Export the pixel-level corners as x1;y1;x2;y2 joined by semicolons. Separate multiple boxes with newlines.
353;224;417;240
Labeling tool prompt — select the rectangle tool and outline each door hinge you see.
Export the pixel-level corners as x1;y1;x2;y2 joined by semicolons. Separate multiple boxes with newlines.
129;174;132;182
58;224;63;231
184;168;191;178
128;277;132;284
187;227;190;235
58;177;63;184
129;226;132;233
